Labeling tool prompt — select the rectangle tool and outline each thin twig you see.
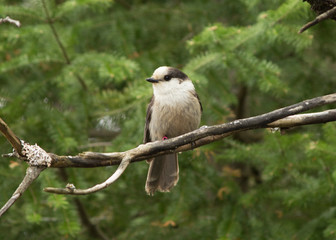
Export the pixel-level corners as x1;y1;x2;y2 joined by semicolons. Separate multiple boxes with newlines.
0;166;45;217
267;109;336;127
299;5;336;33
44;154;132;194
41;0;71;64
0;119;49;217
0;117;23;156
40;0;88;90
0;16;21;27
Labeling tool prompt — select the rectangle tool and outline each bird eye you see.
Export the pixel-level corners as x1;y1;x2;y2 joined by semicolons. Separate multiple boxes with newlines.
164;75;171;81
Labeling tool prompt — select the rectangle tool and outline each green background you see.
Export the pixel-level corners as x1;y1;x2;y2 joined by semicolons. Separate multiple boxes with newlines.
1;0;336;239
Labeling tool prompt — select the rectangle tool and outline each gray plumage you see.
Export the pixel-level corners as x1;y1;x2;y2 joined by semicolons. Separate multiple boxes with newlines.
144;66;202;195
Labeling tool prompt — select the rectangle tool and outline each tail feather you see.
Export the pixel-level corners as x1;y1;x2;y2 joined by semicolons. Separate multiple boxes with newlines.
145;153;179;195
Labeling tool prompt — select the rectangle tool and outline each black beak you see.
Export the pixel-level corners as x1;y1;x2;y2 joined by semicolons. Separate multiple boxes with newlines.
146;78;159;83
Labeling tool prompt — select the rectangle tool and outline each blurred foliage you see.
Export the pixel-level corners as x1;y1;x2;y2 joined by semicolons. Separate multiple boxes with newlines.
1;0;336;239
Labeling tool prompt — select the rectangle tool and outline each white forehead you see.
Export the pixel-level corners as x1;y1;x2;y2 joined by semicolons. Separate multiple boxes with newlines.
152;66;169;79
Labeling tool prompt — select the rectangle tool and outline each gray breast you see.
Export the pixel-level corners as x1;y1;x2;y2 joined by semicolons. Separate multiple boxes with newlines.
149;93;201;141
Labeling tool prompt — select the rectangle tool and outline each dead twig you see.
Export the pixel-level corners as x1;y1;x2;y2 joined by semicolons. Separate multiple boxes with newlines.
0;16;21;27
0;166;45;217
0;119;50;217
44;154;133;194
300;5;336;33
0;117;23;156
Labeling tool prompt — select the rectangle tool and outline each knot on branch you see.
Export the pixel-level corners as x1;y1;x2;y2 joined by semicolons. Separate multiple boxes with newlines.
21;141;52;167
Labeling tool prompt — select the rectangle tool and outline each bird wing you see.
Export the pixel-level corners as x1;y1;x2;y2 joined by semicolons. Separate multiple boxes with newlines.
192;91;203;113
143;96;154;143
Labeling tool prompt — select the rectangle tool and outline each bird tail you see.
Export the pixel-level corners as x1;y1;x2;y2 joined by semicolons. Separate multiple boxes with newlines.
145;153;179;195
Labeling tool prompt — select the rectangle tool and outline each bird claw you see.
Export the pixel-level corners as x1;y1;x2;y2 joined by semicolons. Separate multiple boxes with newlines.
191;141;196;149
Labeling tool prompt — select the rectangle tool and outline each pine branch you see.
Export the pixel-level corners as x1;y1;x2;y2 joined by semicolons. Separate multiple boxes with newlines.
73;198;109;240
41;0;88;90
58;169;109;240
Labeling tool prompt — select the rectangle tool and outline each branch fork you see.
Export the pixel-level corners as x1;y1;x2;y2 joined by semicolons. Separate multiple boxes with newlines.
45;153;134;195
20;141;52;167
1;93;336;216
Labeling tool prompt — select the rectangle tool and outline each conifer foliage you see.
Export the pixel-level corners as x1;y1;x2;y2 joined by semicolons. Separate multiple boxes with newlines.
1;0;336;239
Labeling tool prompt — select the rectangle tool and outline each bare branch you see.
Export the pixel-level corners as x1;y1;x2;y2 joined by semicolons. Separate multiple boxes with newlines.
299;4;336;33
0;119;49;217
43;109;336;195
267;109;336;128
0;117;23;156
44;154;132;194
42;94;336;195
1;93;336;199
0;16;21;27
45;112;336;195
0;166;45;217
44;93;336;169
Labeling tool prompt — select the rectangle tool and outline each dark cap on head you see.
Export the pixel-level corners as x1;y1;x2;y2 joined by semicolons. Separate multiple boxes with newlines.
166;67;188;81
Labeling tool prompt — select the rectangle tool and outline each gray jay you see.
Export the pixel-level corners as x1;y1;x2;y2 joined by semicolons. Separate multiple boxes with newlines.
144;66;202;195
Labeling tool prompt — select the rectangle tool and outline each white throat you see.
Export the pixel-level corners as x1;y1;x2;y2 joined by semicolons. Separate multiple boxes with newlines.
152;78;195;98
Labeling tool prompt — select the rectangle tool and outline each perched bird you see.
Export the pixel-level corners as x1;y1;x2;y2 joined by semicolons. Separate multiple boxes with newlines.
144;66;202;195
